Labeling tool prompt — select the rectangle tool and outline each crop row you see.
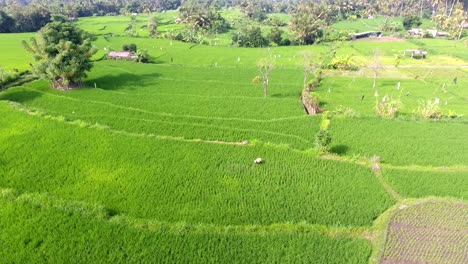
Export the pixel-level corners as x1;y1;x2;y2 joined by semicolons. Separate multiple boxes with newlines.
0;193;372;264
0;101;394;226
384;168;467;199
329;117;468;166
381;201;467;264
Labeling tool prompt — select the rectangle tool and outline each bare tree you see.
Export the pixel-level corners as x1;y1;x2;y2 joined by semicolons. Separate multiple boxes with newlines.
369;50;383;90
301;51;323;91
258;52;274;97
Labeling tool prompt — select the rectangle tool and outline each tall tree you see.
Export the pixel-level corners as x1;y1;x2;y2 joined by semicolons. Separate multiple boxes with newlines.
289;2;336;45
0;10;15;32
147;15;158;37
22;15;97;90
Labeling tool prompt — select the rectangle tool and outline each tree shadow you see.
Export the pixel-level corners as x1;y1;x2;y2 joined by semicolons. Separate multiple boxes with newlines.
270;91;301;98
85;72;161;91
0;89;43;103
331;144;349;155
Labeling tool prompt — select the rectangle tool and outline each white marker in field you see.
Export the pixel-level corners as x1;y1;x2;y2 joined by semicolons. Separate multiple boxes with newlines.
254;158;264;164
397;82;400;90
237;57;240;62
374;90;379;97
94;83;97;88
435;98;440;104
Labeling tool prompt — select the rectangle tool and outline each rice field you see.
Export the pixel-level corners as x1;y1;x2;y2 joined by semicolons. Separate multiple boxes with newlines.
381;201;468;264
0;13;467;263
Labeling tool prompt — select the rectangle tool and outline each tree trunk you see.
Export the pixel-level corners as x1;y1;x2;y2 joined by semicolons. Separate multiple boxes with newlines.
263;78;268;97
449;0;457;16
373;72;377;89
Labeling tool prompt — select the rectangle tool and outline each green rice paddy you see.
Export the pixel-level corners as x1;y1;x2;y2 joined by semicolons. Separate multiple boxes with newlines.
0;13;467;263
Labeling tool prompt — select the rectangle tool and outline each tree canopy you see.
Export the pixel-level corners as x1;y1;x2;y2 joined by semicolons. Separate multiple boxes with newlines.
22;16;97;90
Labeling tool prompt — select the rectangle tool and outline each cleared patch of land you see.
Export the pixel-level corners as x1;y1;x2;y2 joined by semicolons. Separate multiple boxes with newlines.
381;201;468;264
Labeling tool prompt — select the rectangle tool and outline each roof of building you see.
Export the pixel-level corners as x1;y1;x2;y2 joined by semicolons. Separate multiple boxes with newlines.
108;51;137;58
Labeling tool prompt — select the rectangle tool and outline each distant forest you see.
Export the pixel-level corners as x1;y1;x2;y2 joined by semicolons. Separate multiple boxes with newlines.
1;0;467;33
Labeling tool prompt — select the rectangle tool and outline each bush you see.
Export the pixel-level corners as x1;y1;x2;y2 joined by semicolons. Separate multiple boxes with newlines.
417;99;441;119
403;15;422;30
314;113;332;154
136;49;149;63
269;26;283;45
232;27;269;47
323;30;353;42
314;129;332;154
375;96;401;118
122;44;137;52
280;38;291;46
381;19;402;33
327;55;359;71
334;105;359;118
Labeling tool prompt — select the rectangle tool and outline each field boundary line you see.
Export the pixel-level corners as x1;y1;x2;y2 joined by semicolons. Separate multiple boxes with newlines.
8;101;311;145
8;102;314;149
382;164;468;172
374;171;403;202
0;187;368;239
321;154;403;201
20;87;309;123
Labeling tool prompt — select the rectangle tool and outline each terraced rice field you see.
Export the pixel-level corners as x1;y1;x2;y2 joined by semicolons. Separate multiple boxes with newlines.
0;15;467;263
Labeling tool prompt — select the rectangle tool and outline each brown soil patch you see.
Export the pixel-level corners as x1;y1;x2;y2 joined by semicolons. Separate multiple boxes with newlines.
366;36;406;42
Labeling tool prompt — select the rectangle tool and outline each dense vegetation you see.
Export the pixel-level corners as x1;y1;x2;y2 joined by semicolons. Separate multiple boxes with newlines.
0;3;467;263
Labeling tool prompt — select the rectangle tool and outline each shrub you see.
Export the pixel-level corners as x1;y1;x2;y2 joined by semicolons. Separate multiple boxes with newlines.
381;19;402;33
136;49;149;63
269;26;283;45
314;113;332;154
327;55;359;71
232;27;269;47
122;44;137;52
280;38;291;46
334;105;359;118
417;99;441;119
375;96;401;118
403;15;422;30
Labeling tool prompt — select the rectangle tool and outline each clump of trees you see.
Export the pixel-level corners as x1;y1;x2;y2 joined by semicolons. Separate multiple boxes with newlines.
232;26;269;47
289;3;337;45
403;15;423;30
122;43;137;52
175;0;230;44
22;16;97;90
